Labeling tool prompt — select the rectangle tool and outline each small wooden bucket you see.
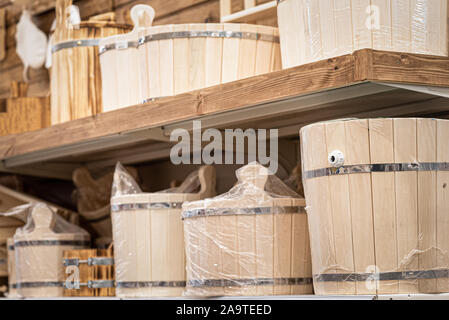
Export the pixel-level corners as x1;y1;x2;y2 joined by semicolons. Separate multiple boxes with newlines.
182;163;313;297
63;248;115;297
301;118;449;295
0;82;50;137
100;5;281;112
111;166;216;298
6;238;17;298
51;0;131;124
277;0;449;68
14;204;90;298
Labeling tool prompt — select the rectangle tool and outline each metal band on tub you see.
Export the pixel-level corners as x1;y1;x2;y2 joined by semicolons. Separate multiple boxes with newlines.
111;202;184;212
63;280;115;289
182;206;306;219
52;39;101;53
315;269;449;282
304;162;449;180
98;31;280;55
116;281;187;288
16;282;64;288
14;240;91;247
188;277;313;288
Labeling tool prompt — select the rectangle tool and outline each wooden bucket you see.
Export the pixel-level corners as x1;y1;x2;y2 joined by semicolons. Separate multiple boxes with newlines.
99;8;281;111
0;82;50;137
14;204;90;298
73;167;139;237
301;118;449;295
6;238;17;298
51;0;131;124
182;163;313;297
63;248;115;297
277;0;449;68
111;166;216;298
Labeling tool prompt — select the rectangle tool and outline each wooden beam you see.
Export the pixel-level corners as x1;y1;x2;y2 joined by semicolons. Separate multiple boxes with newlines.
221;0;276;23
0;49;447;162
0;8;4;61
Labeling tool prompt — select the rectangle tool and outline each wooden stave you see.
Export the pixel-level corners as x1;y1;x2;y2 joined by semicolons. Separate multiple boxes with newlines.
300;118;449;295
277;0;449;69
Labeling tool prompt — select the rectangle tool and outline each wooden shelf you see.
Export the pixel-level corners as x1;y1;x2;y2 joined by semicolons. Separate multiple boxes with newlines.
0;49;448;180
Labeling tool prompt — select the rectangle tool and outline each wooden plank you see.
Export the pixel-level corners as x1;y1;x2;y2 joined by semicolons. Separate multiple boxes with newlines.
369;118;398;294
437;119;449;293
325;121;355;294
220;0;232;18
220;1;276;23
345;119;376;295
393;118;419;293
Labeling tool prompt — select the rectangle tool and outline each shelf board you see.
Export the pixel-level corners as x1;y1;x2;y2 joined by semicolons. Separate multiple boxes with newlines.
220;1;277;23
0;49;448;180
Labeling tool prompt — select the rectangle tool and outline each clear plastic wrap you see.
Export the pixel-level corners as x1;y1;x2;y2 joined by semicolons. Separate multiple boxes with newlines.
13;203;90;298
300;118;449;295
182;162;312;297
110;164;216;298
277;0;449;68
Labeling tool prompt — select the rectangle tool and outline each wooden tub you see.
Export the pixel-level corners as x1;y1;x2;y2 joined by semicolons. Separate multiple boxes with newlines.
277;0;449;68
63;248;115;297
301;118;449;295
111;166;216;298
51;0;131;124
14;204;90;298
182;163;313;297
100;6;281;112
6;238;17;298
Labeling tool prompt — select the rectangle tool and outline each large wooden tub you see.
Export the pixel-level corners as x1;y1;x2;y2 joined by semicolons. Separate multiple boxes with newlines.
14;204;90;297
301;118;449;295
182;163;313;297
277;0;449;68
111;166;216;297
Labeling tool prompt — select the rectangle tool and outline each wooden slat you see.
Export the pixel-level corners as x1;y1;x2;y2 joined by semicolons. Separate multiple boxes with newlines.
0;8;5;61
0;50;448;161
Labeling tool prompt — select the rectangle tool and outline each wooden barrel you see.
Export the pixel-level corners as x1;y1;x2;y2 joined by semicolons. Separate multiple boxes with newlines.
111;166;216;298
277;0;449;68
6;238;17;298
51;0;131;124
182;163;313;297
301;118;449;295
14;204;90;298
63;248;115;297
100;18;281;112
0;82;50;137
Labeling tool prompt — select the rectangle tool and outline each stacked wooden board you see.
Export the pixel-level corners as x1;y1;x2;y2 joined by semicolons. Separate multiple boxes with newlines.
182;162;313;297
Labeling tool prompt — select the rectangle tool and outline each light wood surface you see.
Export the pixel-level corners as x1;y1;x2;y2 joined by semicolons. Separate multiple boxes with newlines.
278;0;449;68
301;118;449;295
6;238;17;297
183;163;312;297
63;248;115;297
0;8;5;62
111;166;216;298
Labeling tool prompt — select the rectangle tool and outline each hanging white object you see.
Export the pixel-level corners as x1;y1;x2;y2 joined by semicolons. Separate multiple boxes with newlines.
15;10;47;81
68;5;81;25
45;19;56;69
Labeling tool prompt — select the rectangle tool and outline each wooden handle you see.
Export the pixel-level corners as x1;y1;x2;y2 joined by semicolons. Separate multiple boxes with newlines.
89;12;116;22
236;162;270;189
31;204;56;234
198;165;216;198
10;81;28;98
130;4;155;30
